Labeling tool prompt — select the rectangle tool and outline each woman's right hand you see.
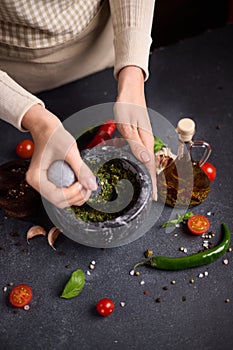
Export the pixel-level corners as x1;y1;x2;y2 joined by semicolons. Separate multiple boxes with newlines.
22;104;97;208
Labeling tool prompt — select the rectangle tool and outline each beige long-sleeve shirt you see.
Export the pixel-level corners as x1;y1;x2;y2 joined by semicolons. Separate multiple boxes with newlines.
0;0;155;131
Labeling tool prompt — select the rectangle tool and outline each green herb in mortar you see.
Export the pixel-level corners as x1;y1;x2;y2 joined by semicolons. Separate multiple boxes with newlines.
71;158;141;223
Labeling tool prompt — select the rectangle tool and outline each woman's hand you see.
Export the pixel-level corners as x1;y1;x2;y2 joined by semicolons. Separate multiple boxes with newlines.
115;66;157;200
22;104;97;208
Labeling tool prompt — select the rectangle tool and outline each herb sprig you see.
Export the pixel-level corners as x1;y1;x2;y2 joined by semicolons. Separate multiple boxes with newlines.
161;212;194;228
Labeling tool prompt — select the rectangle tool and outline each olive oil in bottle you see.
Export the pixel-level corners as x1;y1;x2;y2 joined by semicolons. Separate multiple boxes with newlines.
157;118;211;208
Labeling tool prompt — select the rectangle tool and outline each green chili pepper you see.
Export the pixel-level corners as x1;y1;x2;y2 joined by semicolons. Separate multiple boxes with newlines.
134;223;230;271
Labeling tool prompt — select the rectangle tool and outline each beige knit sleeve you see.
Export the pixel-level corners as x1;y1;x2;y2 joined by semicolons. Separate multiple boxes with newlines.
109;0;156;81
0;70;45;131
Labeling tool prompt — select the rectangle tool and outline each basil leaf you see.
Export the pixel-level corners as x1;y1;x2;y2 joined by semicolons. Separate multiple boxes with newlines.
60;269;85;299
182;212;195;221
154;136;166;153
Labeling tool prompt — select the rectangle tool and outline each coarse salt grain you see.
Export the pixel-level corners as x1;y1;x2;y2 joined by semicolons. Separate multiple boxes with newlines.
204;271;209;276
91;260;96;265
198;273;204;278
207;212;212;216
129;270;135;276
3;286;7;292
86;271;91;275
24;305;30;311
120;302;126;307
140;280;145;285
89;264;95;270
223;259;229;265
203;241;209;248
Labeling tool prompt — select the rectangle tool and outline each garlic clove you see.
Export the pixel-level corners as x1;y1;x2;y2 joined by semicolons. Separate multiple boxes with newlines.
27;225;47;243
48;227;62;250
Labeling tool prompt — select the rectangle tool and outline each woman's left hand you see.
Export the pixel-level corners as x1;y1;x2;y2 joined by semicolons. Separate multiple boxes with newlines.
114;66;157;200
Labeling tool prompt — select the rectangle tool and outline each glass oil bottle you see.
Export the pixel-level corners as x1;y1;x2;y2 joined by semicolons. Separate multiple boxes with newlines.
157;118;211;208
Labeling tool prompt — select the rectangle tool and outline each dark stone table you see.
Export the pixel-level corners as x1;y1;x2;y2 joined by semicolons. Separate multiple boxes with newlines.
0;24;233;350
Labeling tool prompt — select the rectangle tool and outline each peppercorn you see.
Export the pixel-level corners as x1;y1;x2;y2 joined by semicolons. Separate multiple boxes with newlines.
58;251;65;256
144;249;153;258
155;297;162;303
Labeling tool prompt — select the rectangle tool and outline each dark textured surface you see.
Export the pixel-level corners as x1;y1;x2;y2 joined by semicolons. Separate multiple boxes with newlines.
0;25;233;350
152;0;229;49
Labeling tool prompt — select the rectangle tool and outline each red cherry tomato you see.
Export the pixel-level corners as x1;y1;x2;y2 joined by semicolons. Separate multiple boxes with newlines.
16;139;34;159
9;284;33;308
187;215;210;235
201;162;216;182
96;298;115;316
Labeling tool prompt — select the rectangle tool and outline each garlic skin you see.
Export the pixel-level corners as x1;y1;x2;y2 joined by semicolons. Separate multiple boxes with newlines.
155;147;176;174
48;227;62;250
27;225;46;243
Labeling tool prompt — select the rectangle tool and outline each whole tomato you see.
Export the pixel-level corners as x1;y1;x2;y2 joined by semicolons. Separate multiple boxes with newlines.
16;139;34;159
96;298;115;316
201;162;216;182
